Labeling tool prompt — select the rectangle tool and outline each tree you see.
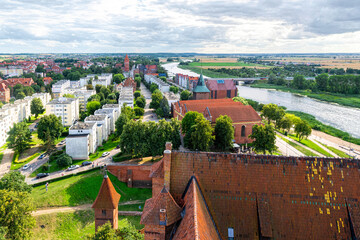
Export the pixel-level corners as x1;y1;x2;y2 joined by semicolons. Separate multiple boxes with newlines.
113;73;124;84
30;98;45;118
189;115;214;151
86;221;143;240
115;114;130;137
268;73;276;84
180;90;191;100
37;114;63;147
249;124;276;154
56;153;73;167
7;122;32;153
63;93;75;98
134;107;144;116
150;83;158;93
0;190;36;240
134;91;141;99
232;96;248;105
87;101;101;115
181;111;203;135
149;90;163;109
169;118;181;149
261;103;284;127
294;120;312;141
0;171;32;193
169;86;179;94
135;97;146;108
315;73;329;91
278;114;293;133
95;84;102;94
100;86;111;98
158;97;170;118
15;91;25;99
292;74;306;89
214;115;234;151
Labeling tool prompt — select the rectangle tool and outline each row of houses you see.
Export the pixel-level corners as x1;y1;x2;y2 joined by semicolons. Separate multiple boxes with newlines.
65;104;121;160
0;92;51;146
175;73;199;91
144;74;170;92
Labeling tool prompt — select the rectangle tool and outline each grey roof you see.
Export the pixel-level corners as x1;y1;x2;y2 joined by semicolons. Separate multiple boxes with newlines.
48;97;77;105
70;122;95;130
102;104;119;109
94;108;114;114
66;134;89;138
85;114;108;121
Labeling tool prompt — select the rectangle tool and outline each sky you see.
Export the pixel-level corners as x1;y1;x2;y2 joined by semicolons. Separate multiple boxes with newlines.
0;0;360;53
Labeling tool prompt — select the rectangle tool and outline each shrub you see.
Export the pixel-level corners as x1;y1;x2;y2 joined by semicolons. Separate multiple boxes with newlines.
134;107;145;116
55;153;72;167
134;91;141;99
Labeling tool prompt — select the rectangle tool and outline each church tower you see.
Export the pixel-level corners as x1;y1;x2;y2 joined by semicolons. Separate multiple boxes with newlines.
92;174;121;231
124;54;130;72
193;74;210;100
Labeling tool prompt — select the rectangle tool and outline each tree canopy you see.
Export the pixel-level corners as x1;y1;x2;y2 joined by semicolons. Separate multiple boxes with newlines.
30;98;45;118
214;115;234;151
7;122;32;153
294;120;312;141
189;115;214;151
37;114;63;147
87;101;101;115
180;90;191;100
249;124;276;154
0;171;32;193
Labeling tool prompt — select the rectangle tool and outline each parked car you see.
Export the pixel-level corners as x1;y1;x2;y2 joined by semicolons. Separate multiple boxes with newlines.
59;140;66;145
22;164;30;170
36;173;49;179
38;153;46;159
67;165;80;171
102;152;110;157
81;161;92;167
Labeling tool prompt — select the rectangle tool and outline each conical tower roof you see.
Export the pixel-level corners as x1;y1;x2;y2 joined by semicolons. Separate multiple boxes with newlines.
92;174;121;209
193;74;210;93
124;54;129;62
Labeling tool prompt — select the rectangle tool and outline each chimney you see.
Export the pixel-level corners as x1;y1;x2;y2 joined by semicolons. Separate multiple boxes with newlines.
163;142;172;191
159;209;167;226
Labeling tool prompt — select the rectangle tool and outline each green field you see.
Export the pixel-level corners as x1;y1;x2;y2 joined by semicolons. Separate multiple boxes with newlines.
31;170;152;209
251;82;360;109
287;135;334;157
32;210;143;240
178;65;238;78
189;61;266;67
278;135;319;157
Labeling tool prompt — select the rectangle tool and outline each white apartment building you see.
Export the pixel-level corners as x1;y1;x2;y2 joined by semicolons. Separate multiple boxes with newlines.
84;114;110;144
52;80;71;98
73;90;96;111
94;108;117;133
89;73;113;87
66;122;97;159
144;74;170;92
46;97;79;126
102;104;120;121
0;115;12;146
118;87;134;110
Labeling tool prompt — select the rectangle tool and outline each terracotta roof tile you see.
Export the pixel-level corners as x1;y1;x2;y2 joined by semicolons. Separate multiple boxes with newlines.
150;159;164;178
92;175;120;209
141;186;182;226
206;79;237;91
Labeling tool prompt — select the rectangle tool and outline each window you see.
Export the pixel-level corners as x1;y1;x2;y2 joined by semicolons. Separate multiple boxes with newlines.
227;90;231;98
228;227;234;240
102;210;106;216
241;126;246;137
215;91;217;99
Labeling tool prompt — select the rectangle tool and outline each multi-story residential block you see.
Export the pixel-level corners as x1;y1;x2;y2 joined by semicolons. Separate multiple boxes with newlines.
118;87;134;109
90;73;113;87
66;122;97;159
52;80;71;98
0;115;11;146
102;104;120;120
46;97;79;126
94;108;117;133
85;114;110;144
73;90;96;111
0;83;10;102
144;74;170;92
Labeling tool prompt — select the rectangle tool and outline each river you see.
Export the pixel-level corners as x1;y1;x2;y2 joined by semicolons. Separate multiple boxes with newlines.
162;62;360;138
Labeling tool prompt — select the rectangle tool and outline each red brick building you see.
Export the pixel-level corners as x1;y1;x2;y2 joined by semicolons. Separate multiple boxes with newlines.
140;142;360;240
92;174;120;231
124;54;130;72
43;77;53;85
0;83;10;102
172;99;261;144
192;74;210;100
206;79;238;99
121;77;137;93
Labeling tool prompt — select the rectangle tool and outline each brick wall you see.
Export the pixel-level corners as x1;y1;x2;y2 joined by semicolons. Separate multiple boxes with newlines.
107;165;152;188
94;208;118;230
169;151;360;239
210;89;237;99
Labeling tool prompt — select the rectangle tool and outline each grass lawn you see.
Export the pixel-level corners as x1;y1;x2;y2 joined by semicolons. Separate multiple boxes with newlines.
32;210;143;240
178;65;239;78
278;135;318;157
189;61;267;67
31;170;152;209
287;135;334;157
88;134;119;162
318;142;351;158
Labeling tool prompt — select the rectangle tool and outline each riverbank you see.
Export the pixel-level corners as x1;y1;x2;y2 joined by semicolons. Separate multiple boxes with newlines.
178;65;238;78
250;82;360;109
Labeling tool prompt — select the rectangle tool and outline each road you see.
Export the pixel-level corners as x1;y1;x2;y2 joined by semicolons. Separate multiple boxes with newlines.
25;147;120;185
275;136;304;157
140;82;159;123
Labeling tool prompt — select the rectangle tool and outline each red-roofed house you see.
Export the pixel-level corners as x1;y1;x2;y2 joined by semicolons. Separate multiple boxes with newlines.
1;78;35;87
206;79;238;99
172;99;261;144
92;174;121;231
43;77;53;85
0;83;10;102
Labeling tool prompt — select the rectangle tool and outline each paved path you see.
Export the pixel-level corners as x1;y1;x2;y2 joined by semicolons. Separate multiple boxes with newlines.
0;149;14;177
32;204;142;216
140;82;159;123
275;136;304;157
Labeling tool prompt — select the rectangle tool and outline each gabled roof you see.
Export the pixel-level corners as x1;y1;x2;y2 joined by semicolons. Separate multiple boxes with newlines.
172;177;221;240
141;186;182;226
193;74;210;93
207;105;262;123
92;175;121;209
206;79;237;91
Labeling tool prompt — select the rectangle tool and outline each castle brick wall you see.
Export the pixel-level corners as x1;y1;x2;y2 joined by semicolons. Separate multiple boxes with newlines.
107;165;152;188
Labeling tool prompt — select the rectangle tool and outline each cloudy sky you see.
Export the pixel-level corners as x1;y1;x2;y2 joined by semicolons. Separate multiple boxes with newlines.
0;0;360;53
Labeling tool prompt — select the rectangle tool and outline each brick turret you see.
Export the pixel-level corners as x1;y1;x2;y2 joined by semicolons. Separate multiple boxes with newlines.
124;54;130;72
92;174;121;231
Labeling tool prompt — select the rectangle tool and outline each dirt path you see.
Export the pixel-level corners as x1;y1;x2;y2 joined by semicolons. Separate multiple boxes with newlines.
32;203;143;216
0;149;14;177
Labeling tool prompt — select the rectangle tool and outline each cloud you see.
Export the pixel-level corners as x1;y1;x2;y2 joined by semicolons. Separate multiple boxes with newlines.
0;0;359;53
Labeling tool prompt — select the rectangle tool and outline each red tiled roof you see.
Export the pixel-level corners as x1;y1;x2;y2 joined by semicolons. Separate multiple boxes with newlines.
179;99;240;113
207;105;262;123
141;186;182;226
0;83;8;92
172;177;221;240
92;175;121;209
2;78;35;87
206;79;237;91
